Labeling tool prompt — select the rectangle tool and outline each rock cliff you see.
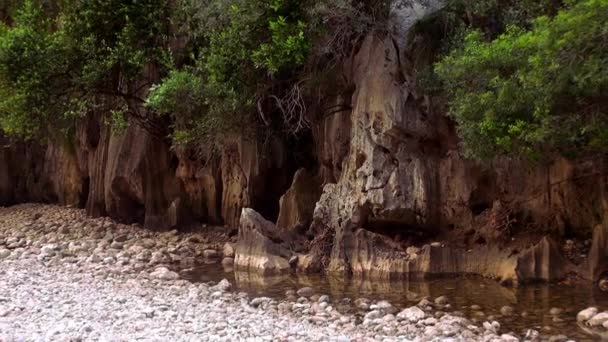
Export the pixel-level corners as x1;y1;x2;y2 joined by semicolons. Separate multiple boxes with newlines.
1;0;607;286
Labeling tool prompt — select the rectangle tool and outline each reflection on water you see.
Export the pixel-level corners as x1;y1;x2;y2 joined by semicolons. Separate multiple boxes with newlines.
184;263;608;340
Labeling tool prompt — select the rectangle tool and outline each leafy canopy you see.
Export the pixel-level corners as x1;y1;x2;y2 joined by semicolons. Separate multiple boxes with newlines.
0;0;172;139
435;0;608;160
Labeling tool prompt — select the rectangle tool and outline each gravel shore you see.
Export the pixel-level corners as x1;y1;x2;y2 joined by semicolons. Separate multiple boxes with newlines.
0;204;554;341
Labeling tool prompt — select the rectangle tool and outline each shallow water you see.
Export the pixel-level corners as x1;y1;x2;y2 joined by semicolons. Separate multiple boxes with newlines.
184;263;608;340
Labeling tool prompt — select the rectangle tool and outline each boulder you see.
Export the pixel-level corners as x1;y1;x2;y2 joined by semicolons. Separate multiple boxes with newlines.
587;312;608;327
234;208;291;275
577;307;598;322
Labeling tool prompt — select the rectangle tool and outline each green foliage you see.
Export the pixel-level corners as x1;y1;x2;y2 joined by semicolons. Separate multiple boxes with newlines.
61;0;171;87
0;0;384;146
435;0;608;160
148;0;320;146
108;106;129;133
0;0;172;139
0;0;79;138
252;0;310;75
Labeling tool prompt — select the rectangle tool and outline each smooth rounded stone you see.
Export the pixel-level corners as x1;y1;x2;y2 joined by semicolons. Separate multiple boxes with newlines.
149;252;168;264
113;234;129;243
128;245;144;254
418;298;433;308
434;296;449;305
371;300;394;314
364;310;383;320
203;249;218;259
135;250;151;262
577;307;598;321
547;335;569;342
213;279;232;292
221;257;234;266
250;297;271;308
103;257;115;264
40;244;58;256
500;305;515;316
297;287;313;298
523;329;540;340
430;242;442;247
150;267;180;281
397;306;426;322
110;241;123;250
483;321;500;334
421;317;438;325
141;239;156;249
355;298;370;310
587;312;608;326
500;333;519;341
471;305;482;311
86;253;102;263
549;307;563;316
0;249;10;259
451;311;465;317
318;295;330;303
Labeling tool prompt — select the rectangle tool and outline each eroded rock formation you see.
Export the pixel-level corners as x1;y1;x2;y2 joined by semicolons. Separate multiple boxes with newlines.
1;0;607;286
234;208;292;275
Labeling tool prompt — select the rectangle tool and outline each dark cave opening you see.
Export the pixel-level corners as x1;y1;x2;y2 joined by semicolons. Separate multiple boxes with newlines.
79;177;90;208
470;201;491;216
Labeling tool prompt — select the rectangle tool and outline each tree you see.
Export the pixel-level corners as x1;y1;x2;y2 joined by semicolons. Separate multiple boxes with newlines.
435;0;608;160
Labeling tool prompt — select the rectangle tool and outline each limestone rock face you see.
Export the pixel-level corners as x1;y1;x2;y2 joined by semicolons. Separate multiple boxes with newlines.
234;208;291;275
313;96;352;184
79;121;182;229
307;0;608;282
1;119;292;230
345;227;522;283
276;169;322;233
587;224;608;282
515;237;573;282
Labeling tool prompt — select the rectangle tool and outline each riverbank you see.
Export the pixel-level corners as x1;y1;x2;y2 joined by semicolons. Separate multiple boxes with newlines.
0;204;571;341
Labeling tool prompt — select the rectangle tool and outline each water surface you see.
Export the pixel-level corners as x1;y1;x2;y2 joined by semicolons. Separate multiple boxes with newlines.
185;263;608;340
